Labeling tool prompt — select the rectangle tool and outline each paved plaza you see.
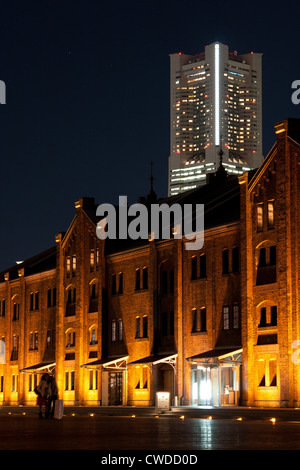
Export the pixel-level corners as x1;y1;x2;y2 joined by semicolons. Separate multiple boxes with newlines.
1;406;300;451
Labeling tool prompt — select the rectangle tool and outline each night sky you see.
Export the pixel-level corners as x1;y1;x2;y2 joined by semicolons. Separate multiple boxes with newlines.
0;0;299;271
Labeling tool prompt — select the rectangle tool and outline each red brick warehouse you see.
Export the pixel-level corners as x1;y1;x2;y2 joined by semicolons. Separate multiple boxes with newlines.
0;118;299;408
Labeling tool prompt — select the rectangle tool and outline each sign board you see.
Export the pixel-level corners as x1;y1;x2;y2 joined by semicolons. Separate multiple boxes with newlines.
155;391;170;413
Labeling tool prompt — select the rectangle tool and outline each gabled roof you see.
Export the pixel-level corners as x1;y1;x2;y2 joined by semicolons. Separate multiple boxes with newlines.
102;174;242;255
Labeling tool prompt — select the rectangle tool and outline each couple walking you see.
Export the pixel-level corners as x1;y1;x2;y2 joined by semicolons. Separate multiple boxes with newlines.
35;373;59;419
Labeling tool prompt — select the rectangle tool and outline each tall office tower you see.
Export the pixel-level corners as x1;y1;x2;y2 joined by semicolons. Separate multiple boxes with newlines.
168;42;263;195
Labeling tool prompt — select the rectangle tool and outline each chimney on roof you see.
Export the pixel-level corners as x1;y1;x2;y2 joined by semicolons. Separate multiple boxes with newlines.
74;197;95;210
274;118;300;144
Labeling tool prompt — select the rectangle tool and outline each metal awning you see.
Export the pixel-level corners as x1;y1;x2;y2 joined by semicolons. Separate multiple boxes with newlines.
81;356;128;370
20;362;56;374
127;353;178;374
186;347;242;366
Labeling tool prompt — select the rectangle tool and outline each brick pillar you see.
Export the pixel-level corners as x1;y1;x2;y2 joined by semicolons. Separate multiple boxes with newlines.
55;233;65;401
239;172;255;405
275;121;293;406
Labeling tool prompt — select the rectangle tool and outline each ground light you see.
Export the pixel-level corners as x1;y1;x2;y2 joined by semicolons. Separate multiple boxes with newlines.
89;413;95;417
179;415;185;420
207;416;213;420
269;418;276;424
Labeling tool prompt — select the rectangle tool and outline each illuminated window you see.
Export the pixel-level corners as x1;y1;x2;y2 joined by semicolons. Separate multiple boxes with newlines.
111;320;116;342
89;370;98;390
12;335;18;352
65;371;75;391
90;328;97;345
12;375;18;393
90;250;95;270
143;367;148;389
268;201;274;229
72;255;76;274
257;204;263;232
269;359;277;386
258;359;277;387
34;332;38;350
116;319;122;341
28;374;37;392
223;306;230;330
66;257;71;275
135;366;149;389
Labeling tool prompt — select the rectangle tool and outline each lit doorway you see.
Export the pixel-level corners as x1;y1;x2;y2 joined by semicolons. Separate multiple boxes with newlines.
192;367;212;406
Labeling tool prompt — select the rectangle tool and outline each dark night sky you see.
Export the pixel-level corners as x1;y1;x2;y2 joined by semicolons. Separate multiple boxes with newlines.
0;0;299;271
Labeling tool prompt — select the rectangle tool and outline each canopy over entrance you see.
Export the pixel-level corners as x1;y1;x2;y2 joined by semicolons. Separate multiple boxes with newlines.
186;347;242;366
186;348;242;406
81;356;128;370
127;353;178;373
20;362;56;374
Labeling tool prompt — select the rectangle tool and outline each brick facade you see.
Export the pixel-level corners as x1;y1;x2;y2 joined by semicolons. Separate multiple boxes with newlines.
0;118;300;408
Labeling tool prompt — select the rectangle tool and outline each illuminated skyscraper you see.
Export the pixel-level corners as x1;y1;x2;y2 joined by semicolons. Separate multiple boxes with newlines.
168;42;263;195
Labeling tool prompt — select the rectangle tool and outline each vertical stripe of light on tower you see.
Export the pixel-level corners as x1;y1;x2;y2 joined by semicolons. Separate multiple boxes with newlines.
214;43;220;146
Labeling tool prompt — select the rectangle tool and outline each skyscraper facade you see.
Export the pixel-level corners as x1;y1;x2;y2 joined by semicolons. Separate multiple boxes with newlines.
168;42;263;195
